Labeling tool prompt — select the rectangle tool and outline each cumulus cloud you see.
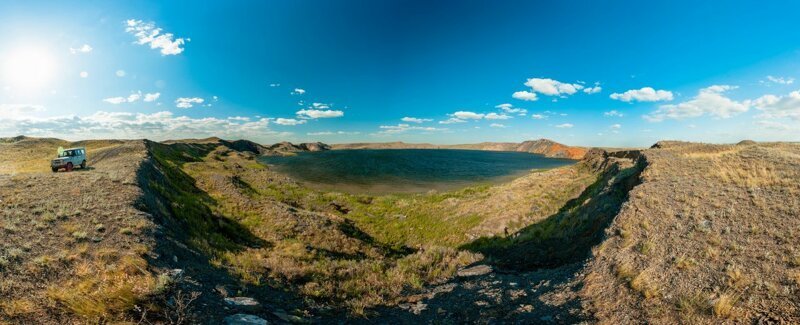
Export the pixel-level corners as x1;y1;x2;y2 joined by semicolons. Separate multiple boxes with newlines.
103;91;148;105
176;97;204;108
489;123;507;128
311;102;330;109
0;111;290;142
270;83;281;87
604;110;624;117
583;85;602;94
764;75;795;85
125;19;188;55
555;123;574;128
378;123;446;134
530;114;546;120
751;90;800;120
291;88;306;95
495;103;527;115
452;111;484;120
512;91;538;101
644;85;748;122
401;117;432;123
439;118;466;124
484;113;511;120
296;109;344;119
69;44;92;54
610;87;674;102
79;71;89;78
116;70;126;77
308;131;361;136
274;118;307;126
144;92;161;102
610;124;621;129
524;78;584;96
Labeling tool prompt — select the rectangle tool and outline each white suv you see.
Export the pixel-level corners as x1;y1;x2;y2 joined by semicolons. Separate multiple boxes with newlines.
51;147;87;172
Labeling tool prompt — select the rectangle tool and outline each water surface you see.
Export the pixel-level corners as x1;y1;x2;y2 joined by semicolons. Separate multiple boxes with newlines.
259;149;575;194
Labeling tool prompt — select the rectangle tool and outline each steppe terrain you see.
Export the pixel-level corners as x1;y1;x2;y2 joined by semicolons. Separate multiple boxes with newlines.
1;136;798;324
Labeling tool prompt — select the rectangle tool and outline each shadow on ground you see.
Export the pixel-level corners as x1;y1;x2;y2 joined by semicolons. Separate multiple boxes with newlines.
461;157;645;271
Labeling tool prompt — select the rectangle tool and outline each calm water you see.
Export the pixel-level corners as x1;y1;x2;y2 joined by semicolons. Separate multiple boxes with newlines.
259;149;575;194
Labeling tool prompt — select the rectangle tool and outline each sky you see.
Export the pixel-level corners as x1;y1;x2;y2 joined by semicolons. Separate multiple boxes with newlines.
1;0;800;147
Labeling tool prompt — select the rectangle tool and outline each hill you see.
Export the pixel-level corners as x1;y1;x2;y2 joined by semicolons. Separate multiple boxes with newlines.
1;136;798;323
332;139;588;159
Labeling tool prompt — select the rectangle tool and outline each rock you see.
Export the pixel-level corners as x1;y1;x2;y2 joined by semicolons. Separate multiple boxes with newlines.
272;310;308;323
539;315;554;322
457;264;492;277
224;313;269;325
224;297;260;311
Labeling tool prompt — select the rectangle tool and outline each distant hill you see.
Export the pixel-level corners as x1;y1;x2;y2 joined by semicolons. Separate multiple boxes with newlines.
332;139;588;159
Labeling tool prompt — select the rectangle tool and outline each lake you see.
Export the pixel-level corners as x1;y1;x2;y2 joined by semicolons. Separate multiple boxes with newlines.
259;149;576;194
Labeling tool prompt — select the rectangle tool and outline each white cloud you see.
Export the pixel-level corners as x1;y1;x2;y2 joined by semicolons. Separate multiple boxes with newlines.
270;83;281;87
604;110;624;117
484;112;511;120
439;118;466;124
0;104;45;118
79;71;89;78
401;117;432;123
0;111;291;142
453;111;484;120
610;87;674;102
69;44;92;54
103;91;159;104
291;88;306;95
495;103;527;115
103;97;127;104
125;19;188;55
555;123;574;128
378;123;446;134
512;91;538;101
583;85;602;94
765;75;795;85
524;78;584;96
530;114;546;120
296;109;344;119
610;124;622;129
127;92;142;102
144;92;161;102
116;70;126;77
311;102;330;109
308;131;360;136
752;90;800;120
275;118;307;126
644;85;747;122
489;123;507;128
176;97;204;108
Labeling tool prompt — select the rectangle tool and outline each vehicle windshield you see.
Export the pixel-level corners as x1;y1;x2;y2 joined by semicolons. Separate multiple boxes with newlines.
58;150;74;157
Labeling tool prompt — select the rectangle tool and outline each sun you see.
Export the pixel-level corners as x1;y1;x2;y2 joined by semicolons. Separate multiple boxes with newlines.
2;46;57;90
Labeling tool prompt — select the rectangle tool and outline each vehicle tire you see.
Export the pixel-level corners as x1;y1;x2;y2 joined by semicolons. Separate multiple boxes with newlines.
52;167;58;173
66;162;73;172
81;161;86;169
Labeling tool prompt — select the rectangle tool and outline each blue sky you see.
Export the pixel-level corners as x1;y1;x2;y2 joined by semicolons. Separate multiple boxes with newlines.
1;0;800;147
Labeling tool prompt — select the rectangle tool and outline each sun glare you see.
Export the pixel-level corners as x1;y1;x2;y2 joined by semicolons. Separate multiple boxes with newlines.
2;46;56;90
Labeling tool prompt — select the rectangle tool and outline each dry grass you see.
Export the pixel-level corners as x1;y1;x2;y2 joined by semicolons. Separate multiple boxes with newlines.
581;142;800;324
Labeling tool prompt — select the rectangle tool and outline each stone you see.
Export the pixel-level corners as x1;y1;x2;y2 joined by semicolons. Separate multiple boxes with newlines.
224;313;268;325
457;264;492;277
224;297;261;311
